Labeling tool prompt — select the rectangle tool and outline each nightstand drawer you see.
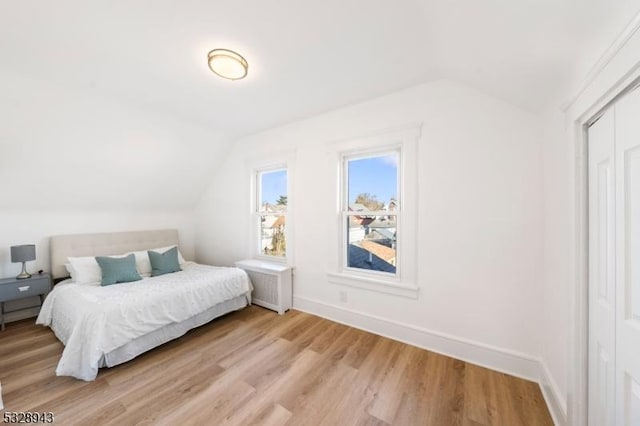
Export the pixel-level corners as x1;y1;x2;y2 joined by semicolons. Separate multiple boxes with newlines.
0;277;50;302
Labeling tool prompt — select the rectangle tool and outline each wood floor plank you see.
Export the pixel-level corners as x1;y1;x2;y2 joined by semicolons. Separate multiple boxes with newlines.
506;372;554;426
341;328;380;369
237;403;292;426
367;339;415;423
0;330;57;358
307;320;350;354
72;400;128;426
392;348;435;425
104;362;226;426
218;349;322;425
283;360;359;425
156;380;256;426
0;306;553;425
424;355;467;426
317;336;405;425
463;363;499;425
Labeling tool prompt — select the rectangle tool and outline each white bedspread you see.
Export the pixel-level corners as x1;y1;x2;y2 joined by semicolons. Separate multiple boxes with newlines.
36;263;251;381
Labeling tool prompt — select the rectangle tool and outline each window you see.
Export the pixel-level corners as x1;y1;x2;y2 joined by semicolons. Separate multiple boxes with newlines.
328;125;419;298
342;151;399;275
256;168;288;258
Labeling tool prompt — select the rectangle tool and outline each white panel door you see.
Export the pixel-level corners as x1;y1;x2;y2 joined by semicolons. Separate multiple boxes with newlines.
615;86;640;426
588;108;617;426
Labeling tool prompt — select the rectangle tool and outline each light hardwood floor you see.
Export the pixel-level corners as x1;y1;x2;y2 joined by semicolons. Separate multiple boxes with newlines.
0;306;553;425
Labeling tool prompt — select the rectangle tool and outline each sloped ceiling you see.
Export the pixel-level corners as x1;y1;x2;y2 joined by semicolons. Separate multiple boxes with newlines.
0;0;638;208
0;70;231;209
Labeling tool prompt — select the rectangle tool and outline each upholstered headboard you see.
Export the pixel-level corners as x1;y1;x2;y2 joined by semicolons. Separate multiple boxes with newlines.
49;229;179;279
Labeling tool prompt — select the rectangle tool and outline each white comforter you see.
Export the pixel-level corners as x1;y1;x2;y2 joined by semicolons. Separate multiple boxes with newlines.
37;263;251;381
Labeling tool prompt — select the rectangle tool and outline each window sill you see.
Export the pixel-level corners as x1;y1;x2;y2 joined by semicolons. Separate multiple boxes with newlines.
236;259;292;273
254;255;287;264
326;271;419;299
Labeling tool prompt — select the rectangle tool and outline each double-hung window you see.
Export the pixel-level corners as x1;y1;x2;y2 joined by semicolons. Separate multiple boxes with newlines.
256;167;288;258
342;150;399;276
329;125;419;298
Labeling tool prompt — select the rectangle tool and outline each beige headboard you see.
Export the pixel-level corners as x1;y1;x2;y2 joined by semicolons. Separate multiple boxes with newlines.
50;229;179;279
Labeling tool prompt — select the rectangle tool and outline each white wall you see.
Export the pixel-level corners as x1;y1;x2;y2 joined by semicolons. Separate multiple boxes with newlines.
0;70;223;322
539;110;572;417
196;80;544;368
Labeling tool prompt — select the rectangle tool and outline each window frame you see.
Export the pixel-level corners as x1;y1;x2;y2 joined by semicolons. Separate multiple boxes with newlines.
253;164;289;262
340;148;401;279
327;124;420;299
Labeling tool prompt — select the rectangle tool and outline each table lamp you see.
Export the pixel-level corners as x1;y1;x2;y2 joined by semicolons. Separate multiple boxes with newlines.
11;244;36;279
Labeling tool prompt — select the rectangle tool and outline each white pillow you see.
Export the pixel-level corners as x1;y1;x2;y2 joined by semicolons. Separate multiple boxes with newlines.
127;250;152;278
149;245;187;266
67;256;100;284
64;262;76;278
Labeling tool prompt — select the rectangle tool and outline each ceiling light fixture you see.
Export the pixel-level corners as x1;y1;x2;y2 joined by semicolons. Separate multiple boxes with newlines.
207;49;248;81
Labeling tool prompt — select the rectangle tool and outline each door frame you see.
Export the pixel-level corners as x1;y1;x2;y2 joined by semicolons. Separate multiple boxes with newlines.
567;24;640;423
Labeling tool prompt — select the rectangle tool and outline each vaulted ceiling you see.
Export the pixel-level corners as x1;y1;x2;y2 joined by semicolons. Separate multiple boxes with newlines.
0;0;638;208
3;0;639;136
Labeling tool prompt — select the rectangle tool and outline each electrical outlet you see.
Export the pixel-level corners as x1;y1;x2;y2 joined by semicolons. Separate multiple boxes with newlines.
339;291;348;303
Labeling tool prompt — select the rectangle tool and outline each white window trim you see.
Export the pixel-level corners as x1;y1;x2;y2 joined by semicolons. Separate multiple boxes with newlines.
249;151;295;265
326;124;421;298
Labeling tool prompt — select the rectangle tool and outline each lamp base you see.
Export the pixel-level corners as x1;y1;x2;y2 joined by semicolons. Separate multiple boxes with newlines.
16;262;31;280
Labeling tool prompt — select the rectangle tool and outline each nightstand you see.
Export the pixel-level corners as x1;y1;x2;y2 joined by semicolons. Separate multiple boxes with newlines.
0;273;51;331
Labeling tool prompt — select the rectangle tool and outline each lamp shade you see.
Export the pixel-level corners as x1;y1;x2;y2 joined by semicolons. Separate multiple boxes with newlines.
11;245;36;263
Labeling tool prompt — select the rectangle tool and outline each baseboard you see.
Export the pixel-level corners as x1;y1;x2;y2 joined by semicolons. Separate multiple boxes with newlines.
539;361;568;426
293;295;540;381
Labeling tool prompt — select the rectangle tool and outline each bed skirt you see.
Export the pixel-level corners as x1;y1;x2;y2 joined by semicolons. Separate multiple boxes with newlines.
98;294;250;368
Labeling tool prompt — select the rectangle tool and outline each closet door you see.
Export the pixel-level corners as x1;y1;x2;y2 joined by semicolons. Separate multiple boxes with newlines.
615;86;640;426
588;107;616;426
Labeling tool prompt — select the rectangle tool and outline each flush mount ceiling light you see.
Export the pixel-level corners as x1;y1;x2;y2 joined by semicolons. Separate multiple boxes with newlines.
207;49;248;80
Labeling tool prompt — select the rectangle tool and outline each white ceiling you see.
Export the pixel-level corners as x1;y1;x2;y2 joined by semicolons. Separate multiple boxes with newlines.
2;0;638;139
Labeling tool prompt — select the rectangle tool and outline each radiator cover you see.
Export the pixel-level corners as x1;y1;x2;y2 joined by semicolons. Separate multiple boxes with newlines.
235;260;292;315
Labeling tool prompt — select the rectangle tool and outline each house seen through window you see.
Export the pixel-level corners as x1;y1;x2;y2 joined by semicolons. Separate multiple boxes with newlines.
344;152;398;274
257;168;287;258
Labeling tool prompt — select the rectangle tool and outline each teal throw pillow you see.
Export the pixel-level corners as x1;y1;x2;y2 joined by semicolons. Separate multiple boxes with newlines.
148;246;181;277
95;254;142;286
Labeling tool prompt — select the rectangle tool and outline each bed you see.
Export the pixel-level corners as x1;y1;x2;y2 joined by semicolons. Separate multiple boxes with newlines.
36;229;252;381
